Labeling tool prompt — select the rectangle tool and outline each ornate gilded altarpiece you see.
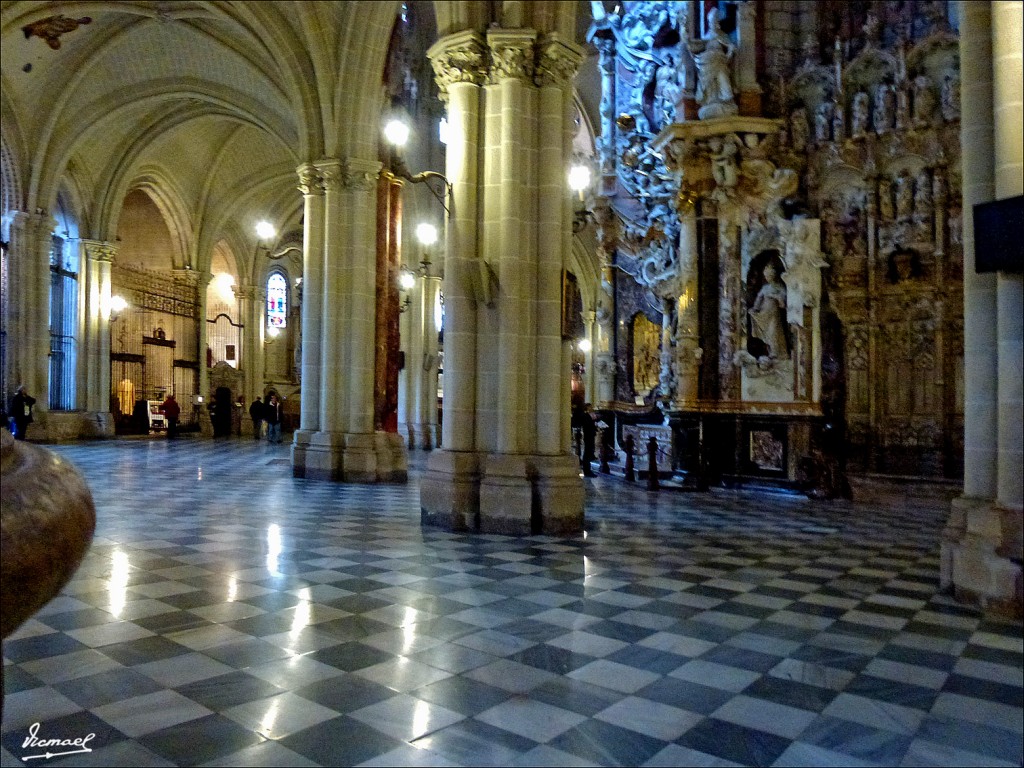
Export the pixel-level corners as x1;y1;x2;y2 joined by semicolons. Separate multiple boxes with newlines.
588;0;962;487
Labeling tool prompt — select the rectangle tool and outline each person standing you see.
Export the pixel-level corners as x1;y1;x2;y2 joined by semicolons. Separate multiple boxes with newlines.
249;396;264;440
264;394;282;444
161;394;181;439
11;386;36;441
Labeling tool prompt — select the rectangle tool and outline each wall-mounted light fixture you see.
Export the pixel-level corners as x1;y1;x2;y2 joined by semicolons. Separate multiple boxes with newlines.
568;163;595;234
382;118;451;214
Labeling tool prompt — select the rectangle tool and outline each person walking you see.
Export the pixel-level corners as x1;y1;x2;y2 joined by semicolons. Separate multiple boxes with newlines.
161;393;181;439
11;386;36;441
264;394;282;444
249;396;264;440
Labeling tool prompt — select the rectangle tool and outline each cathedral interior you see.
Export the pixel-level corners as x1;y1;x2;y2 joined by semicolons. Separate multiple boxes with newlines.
1;1;1022;766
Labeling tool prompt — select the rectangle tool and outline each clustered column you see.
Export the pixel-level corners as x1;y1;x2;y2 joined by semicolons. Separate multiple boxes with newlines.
3;211;54;416
79;240;116;434
291;158;408;482
942;0;1023;614
421;30;585;535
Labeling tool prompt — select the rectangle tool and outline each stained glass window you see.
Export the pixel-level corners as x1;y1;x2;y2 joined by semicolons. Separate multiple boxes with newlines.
267;272;287;328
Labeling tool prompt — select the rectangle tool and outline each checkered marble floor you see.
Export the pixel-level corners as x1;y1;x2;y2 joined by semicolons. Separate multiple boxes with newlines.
2;437;1021;767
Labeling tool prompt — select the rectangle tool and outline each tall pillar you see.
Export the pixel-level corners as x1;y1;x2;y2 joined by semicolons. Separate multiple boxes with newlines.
583;309;597;404
79;240;115;435
422;29;584;536
196;271;213;432
992;0;1023;512
943;1;1022;616
421;31;487;530
292;164;325;470
420;269;442;449
233;281;259;431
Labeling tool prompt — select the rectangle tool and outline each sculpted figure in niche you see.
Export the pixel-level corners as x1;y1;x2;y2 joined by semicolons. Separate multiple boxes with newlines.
709;137;739;188
895;170;914;220
688;7;737;119
874;79;895;134
915;168;932;216
941;74;960;122
655;56;682;126
790;107;810;152
815;101;833;144
912;74;935;126
852;91;870;137
832;100;846;142
895;84;911;131
879;178;895;220
749;262;789;359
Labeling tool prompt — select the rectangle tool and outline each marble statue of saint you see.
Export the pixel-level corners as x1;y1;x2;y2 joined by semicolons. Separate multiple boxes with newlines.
749;263;789;359
879;178;895;220
815;101;833;143
790;107;810;152
852;91;870;137
912;74;935;126
687;8;738;119
874;81;895;134
895;170;914;219
940;74;960;122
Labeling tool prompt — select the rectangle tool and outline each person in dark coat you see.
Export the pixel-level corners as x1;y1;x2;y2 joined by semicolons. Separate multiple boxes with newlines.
161;394;181;439
249;396;264;440
11;386;36;441
264;394;282;443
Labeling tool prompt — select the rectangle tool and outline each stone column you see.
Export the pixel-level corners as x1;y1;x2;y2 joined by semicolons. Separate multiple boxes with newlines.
79;241;115;434
317;160;346;436
583;310;597;404
942;1;1022;616
422;31;487;530
674;204;700;404
233;282;259;433
196;270;213;409
420;269;442;449
5;212;54;413
595;259;616;405
292;164;325;471
958;1;998;500
993;0;1023;512
736;0;762;116
374;173;404;434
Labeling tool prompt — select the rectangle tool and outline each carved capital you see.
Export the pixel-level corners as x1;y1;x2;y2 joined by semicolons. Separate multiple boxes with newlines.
81;239;116;263
296;164;325;196
427;31;487;101
488;29;537;83
233;284;256;301
535;34;583;88
314;159;344;192
343;158;382;191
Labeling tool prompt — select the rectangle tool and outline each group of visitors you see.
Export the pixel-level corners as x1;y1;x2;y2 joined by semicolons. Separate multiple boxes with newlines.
3;385;36;440
248;394;283;443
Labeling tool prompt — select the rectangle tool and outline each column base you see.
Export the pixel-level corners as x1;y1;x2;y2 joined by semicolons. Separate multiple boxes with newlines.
421;450;480;531
291;430;407;483
941;496;1023;619
422;451;584;536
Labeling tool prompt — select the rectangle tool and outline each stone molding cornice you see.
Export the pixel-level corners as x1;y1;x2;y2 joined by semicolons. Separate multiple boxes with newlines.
488;29;537;84
428;30;488;101
535;34;583;89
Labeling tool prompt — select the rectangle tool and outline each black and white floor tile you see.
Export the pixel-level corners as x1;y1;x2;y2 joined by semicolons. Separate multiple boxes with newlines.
1;437;1021;767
